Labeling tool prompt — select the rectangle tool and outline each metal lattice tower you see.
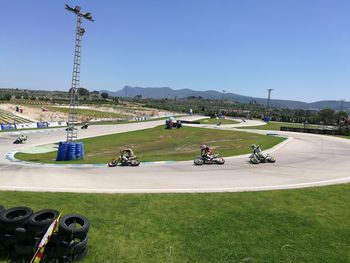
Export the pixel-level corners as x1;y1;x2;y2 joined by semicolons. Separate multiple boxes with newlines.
65;5;94;142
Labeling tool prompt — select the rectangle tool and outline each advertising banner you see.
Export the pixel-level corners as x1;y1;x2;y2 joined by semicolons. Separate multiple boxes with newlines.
48;121;67;127
16;123;38;129
0;124;16;130
37;122;49;128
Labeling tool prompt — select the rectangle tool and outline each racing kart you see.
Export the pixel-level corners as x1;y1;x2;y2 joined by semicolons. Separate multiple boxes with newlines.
194;154;225;165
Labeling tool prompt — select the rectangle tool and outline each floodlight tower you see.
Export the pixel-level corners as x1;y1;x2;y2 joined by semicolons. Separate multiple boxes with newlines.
65;4;94;142
222;90;226;101
267;89;273;109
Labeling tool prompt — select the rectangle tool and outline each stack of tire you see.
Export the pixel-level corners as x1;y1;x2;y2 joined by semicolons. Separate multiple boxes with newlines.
0;205;89;262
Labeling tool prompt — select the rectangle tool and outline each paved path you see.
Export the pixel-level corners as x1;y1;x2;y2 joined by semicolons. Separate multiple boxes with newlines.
1;117;349;193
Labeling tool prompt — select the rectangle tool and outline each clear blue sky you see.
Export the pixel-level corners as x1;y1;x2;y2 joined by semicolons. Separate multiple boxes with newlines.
0;0;349;102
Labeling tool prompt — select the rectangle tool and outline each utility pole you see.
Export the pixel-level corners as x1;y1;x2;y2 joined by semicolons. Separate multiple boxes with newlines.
222;90;226;102
65;4;94;142
267;89;273;109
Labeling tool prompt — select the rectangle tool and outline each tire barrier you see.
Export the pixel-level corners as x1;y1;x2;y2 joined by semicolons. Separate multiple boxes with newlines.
56;142;85;161
0;206;90;262
67;143;76;161
75;142;84;160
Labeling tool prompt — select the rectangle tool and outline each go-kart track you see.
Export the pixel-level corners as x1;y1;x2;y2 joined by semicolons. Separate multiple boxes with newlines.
0;116;349;193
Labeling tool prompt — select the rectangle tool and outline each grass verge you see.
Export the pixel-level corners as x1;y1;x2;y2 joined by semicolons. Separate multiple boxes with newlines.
0;184;349;262
198;118;239;125
15;126;285;164
238;121;321;131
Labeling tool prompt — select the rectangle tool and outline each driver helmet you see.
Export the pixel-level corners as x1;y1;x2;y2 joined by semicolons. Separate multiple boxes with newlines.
250;144;257;149
200;145;207;150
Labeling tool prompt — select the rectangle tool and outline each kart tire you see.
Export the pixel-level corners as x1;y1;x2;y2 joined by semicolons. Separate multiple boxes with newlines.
59;214;89;239
215;157;225;165
0;207;33;231
27;209;60;233
130;159;140;166
194;157;204;165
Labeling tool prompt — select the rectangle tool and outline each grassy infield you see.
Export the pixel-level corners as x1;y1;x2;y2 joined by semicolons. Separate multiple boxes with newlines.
5;122;349;262
198;118;239;125
15;126;284;163
0;185;349;263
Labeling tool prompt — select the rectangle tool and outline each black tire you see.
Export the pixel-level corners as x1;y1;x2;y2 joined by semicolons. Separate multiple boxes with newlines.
13;227;28;241
72;245;88;261
215;157;225;165
0;233;16;247
50;235;88;260
59;214;90;239
0;206;4;215
27;209;60;233
266;157;276;163
56;246;89;262
15;244;35;256
249;157;259;164
194;157;204;165
0;207;33;231
130;159;140;166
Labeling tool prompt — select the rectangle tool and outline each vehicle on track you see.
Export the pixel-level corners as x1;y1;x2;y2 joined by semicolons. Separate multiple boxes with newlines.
194;154;225;165
108;148;140;167
108;157;140;167
13;135;27;144
81;124;89;129
249;144;276;164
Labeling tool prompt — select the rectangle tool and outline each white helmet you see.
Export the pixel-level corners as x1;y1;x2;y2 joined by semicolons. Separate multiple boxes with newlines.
200;145;207;150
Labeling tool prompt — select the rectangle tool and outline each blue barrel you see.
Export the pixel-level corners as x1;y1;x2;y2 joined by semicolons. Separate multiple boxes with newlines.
56;142;69;161
75;142;84;160
67;142;76;160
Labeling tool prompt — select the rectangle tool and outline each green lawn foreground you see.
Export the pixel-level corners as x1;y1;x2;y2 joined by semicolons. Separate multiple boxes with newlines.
15;126;284;164
198;118;239;125
238;121;321;131
0;184;349;263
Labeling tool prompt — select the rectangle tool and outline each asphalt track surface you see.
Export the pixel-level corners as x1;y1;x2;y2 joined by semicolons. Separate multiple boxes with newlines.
0;117;349;193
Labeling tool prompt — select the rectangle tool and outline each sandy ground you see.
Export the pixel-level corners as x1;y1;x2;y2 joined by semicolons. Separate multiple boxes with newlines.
0;103;176;123
0;103;66;122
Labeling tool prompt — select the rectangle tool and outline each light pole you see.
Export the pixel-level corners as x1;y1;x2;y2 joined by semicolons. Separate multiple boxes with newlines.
340;99;346;112
222;90;226;101
267;89;273;109
65;4;94;142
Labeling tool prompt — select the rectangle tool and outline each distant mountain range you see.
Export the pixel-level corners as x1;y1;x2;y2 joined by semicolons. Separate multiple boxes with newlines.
101;86;350;111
